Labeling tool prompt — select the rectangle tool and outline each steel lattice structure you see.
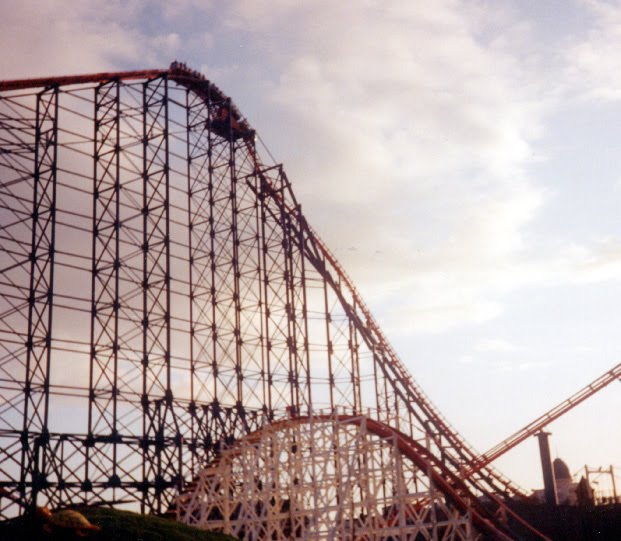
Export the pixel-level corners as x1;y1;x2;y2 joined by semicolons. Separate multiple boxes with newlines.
0;65;546;539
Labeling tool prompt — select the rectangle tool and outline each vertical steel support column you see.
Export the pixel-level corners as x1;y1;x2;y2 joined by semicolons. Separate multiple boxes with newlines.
206;93;219;417
20;85;58;508
226;100;244;414
293;203;313;413
141;75;177;513
275;171;311;415
535;431;558;505
208;97;238;418
319;263;357;411
185;87;196;463
278;170;299;412
348;300;362;413
252;168;269;419
257;166;304;416
322;262;336;411
258;173;274;416
231;134;265;429
372;345;382;418
87;79;121;497
186;80;220;467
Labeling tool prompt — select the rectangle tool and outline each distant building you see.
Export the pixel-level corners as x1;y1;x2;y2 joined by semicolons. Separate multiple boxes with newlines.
533;458;589;505
553;458;578;504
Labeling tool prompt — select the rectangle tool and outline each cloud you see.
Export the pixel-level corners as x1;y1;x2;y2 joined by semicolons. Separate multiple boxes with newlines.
455;338;551;374
565;0;621;100
474;338;516;353
203;1;557;333
211;1;621;335
554;237;621;283
0;0;187;78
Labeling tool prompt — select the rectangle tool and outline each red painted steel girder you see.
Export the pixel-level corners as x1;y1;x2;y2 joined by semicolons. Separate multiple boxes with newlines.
0;64;252;135
0;70;167;91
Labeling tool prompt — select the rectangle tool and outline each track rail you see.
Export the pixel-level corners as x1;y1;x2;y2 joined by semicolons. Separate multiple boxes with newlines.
0;70;167;92
466;361;621;478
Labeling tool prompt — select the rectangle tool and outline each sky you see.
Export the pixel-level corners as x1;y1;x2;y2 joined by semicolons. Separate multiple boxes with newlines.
1;0;620;493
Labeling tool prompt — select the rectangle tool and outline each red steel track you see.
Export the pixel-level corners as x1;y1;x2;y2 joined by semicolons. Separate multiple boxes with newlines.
467;361;621;478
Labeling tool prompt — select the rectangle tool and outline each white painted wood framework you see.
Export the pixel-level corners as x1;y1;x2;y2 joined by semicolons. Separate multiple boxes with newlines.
177;413;477;540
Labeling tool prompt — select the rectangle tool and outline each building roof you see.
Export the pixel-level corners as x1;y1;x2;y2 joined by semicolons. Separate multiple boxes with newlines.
553;458;572;480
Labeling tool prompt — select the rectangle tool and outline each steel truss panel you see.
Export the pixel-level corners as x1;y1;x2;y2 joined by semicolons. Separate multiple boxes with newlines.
87;78;122;504
20;86;58;510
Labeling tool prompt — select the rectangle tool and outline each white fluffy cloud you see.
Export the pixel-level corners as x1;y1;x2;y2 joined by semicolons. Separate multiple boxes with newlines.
566;0;621;100
197;2;548;331
0;0;184;78
227;1;621;334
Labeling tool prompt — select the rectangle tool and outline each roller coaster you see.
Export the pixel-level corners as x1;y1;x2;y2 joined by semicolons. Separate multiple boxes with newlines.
0;64;618;540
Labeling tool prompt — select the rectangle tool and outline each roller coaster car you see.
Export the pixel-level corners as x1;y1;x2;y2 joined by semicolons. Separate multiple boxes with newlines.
209;105;255;141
